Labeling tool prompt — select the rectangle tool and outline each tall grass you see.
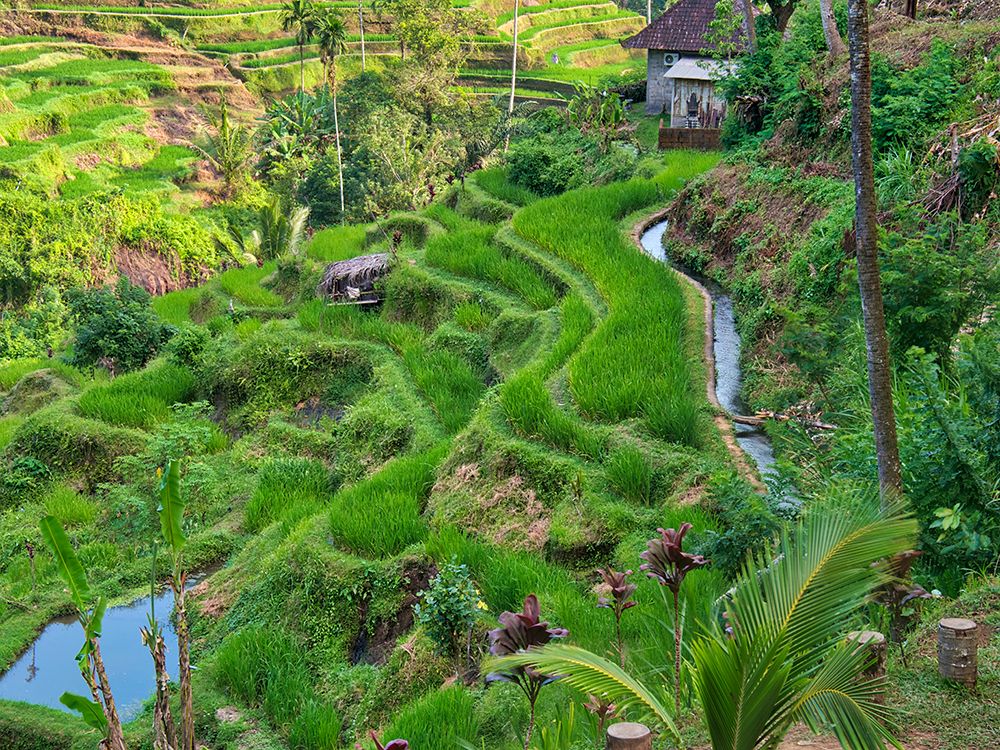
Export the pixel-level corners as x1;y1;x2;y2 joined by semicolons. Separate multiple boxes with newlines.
605;444;653;505
306;224;367;262
214;626;341;750
0;416;22;453
499;373;606;459
424;226;557;310
218;264;283;307
42;484;98;527
381;686;479;748
77;361;196;428
151;287;202;325
473;167;540;206
327;443;447;557
245;457;331;533
0;358;83;390
513;153;719;445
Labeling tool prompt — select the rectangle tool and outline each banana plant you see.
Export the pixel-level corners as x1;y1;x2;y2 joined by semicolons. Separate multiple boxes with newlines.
492;498;918;750
39;516;127;750
142;546;178;750
158;461;195;750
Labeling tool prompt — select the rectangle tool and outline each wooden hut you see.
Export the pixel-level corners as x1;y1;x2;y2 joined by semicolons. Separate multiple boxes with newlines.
316;253;391;305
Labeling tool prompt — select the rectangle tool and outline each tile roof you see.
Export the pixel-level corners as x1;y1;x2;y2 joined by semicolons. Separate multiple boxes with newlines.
621;0;752;54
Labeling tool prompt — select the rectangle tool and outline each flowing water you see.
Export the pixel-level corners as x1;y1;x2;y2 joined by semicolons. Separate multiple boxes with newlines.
0;574;208;722
639;219;779;480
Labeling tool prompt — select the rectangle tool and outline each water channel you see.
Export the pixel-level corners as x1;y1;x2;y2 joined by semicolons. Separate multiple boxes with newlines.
0;578;200;722
639;219;779;480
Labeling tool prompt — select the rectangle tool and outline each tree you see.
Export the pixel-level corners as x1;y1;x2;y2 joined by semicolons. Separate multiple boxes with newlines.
764;0;799;32
40;516;128;750
358;0;367;71
820;0;846;57
505;0;520;152
230;198;309;261
738;0;757;54
194;95;253;199
903;0;916;19
494;498;918;750
314;9;349;222
280;0;316;95
847;0;904;501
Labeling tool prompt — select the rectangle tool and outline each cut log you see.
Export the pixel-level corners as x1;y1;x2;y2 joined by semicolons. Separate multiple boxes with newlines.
938;618;978;688
732;411;838;430
606;722;652;750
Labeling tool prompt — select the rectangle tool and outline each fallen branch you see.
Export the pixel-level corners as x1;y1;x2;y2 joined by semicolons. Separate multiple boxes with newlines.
732;411;837;431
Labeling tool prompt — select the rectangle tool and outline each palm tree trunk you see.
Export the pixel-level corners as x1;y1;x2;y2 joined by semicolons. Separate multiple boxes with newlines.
358;0;366;72
647;0;651;23
505;0;520;153
299;40;305;94
332;63;346;223
847;0;903;505
739;0;756;54
820;0;846;57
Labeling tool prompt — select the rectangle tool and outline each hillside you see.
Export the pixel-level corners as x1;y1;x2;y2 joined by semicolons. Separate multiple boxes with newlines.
0;0;998;749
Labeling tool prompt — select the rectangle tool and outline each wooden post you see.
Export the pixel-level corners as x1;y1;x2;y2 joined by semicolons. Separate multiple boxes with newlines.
607;722;652;750
938;618;977;688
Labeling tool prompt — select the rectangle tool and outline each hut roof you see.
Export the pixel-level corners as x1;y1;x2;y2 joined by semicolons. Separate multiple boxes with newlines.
621;0;752;54
316;253;391;297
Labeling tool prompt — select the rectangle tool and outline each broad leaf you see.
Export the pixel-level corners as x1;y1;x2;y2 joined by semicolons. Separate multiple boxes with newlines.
60;692;108;734
39;516;90;612
158;461;186;557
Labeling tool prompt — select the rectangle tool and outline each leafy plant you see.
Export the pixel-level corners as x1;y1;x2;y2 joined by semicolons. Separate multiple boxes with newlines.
39;516;127;750
595;566;636;667
194;96;253;199
487;594;568;750
371;733;409;750
639;523;708;714
414;559;483;656
497;499;918;750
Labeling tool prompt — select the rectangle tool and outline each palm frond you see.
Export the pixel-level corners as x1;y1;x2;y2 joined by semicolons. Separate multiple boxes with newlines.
489;644;680;746
287;206;311;256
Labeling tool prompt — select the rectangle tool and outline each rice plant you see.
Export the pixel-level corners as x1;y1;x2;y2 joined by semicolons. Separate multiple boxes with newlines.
152;288;202;325
513;153;720;446
424;227;557;310
381;686;479;749
245;456;331;533
474;167;539;207
218;264;284;307
76;361;196;428
42;484;98;527
306;224;367;262
605;444;653;505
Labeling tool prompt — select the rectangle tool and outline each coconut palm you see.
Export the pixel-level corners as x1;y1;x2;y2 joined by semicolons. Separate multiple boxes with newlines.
847;0;902;502
314;8;349;222
494;498;917;750
280;0;316;95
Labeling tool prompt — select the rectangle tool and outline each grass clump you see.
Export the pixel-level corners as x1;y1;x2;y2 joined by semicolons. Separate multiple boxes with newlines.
245;456;331;533
77;361;196;428
328;444;447;557
306;224;367;262
424;226;557;310
381;686;479;748
213;625;341;750
218;264;283;307
605;443;653;505
42;483;98;526
473;167;539;206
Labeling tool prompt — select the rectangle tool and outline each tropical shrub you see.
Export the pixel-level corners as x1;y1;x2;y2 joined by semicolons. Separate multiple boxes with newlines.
66;278;171;373
414;559;483;655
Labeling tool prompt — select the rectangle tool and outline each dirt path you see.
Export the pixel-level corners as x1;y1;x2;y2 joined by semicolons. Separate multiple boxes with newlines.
631;208;766;493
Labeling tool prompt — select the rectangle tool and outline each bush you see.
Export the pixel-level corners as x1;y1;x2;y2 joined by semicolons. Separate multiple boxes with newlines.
414;559;482;655
66;277;171;373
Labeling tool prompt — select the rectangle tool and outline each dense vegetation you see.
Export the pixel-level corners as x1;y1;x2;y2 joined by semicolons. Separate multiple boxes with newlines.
0;0;997;749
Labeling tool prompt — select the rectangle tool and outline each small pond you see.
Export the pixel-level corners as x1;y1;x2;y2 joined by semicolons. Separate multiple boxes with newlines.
0;579;201;722
639;219;779;480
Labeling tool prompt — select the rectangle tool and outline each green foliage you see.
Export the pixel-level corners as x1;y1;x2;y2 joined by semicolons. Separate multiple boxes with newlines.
381;686;479;749
245;456;331;533
43;484;98;527
414;559;482;654
76;361;196;428
605;444;653;505
66;277;171;373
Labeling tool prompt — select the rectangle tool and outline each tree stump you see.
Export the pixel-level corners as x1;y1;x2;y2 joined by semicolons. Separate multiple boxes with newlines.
938;618;978;688
847;630;888;703
606;722;652;750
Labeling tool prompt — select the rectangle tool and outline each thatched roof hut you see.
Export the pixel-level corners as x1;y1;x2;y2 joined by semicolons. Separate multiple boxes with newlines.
316;253;391;304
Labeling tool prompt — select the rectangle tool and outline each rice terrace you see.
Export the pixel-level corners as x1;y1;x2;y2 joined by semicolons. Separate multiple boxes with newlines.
0;0;997;747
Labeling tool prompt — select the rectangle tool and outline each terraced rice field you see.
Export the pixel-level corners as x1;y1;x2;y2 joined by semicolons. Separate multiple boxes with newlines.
0;38;229;204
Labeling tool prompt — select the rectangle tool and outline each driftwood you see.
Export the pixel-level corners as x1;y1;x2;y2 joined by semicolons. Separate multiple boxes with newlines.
732;411;837;431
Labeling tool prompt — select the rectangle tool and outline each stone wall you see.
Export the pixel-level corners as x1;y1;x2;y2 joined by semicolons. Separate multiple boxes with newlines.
658;127;722;150
645;49;675;115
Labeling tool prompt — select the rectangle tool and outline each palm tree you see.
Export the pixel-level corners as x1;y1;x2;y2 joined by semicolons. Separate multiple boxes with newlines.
820;0;846;57
314;9;349;222
227;198;309;262
281;0;316;95
494;498;917;750
847;0;903;503
193;94;253;199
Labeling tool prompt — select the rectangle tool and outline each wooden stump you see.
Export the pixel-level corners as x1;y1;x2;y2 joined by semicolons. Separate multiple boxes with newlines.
938;618;978;688
606;722;652;750
847;630;888;703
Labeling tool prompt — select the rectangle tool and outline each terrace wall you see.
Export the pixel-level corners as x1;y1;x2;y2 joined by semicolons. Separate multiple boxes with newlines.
658;125;721;150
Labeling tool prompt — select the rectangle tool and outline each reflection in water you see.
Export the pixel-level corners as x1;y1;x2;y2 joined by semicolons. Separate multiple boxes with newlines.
639;220;779;479
0;583;189;722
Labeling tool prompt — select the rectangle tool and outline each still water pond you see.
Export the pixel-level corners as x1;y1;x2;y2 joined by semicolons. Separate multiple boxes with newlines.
0;586;183;722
